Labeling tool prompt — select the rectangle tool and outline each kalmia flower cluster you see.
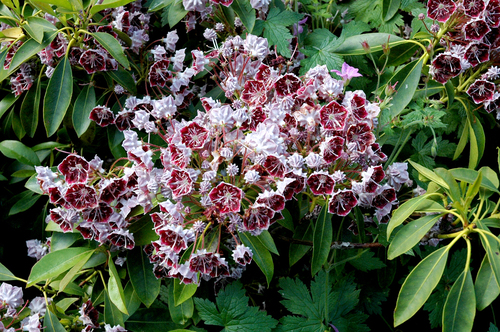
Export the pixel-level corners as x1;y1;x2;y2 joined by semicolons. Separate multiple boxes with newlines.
426;0;500;115
0;282;48;332
37;34;409;286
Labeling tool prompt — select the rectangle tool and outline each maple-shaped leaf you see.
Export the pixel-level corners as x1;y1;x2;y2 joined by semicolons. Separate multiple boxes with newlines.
262;8;303;58
193;281;277;332
276;270;367;332
300;30;344;75
347;250;386;272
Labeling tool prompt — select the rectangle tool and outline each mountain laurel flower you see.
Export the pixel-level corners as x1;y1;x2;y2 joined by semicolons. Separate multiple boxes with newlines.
232;245;253;265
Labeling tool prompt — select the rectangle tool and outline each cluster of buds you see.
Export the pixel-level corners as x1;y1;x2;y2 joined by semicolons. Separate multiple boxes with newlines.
426;0;500;115
0;283;48;332
37;33;409;286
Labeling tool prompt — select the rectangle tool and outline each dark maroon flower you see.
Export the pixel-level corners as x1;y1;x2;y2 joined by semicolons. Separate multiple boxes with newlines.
79;49;106;74
89;106;115;127
321;136;344;164
65;184;98;210
148;60;172;87
168;169;193;198
100;178;127;204
241;106;266;131
108;229;135;249
153;264;169;279
115;111;136;131
79;300;99;328
209;255;230;278
346;122;375;153
275;74;303;97
432;53;462;76
209;182;243;213
50;34;68;58
319;100;348;130
158;225;189;253
485;28;500;49
485;93;500;113
307;172;335;195
96;25;118;38
69;47;83;66
242;204;274;232
82;202;113;223
4;41;22;70
263;155;286;178
463;0;486;17
372;187;396;209
466;79;496;103
328;190;358;216
255;64;271;82
58;155;89;184
169;144;190;169
485;0;500;28
282;171;306;200
189;250;215;274
48;187;70;208
180;122;209;150
348;94;368;120
241;80;268;105
464;19;491;41
256;191;285;212
77;222;98;240
232;245;253;266
464;42;490;66
50;208;79;232
427;0;457;22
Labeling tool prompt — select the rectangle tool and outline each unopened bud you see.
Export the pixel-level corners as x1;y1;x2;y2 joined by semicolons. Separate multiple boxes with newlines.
361;41;370;53
418;13;425;20
382;43;390;56
431;142;438;158
385;81;398;96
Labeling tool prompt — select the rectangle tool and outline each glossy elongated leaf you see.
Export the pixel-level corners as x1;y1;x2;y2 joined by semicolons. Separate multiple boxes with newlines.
382;0;400;21
239;231;274;286
122;282;141;320
34;0;73;10
167;0;188;28
24;16;56;43
0;26;22;40
289;220;314;266
148;0;173;11
27;247;94;287
311;205;332;276
470;116;485;168
72;85;96;137
278;209;294;231
173;281;197;306
90;32;130;69
90;0;135;14
108;257;128;315
0;262;17;281
50;232;81;251
56;298;79;313
468;119;479;169
434;168;461;202
476;222;500;289
59;250;94;293
0;140;40;165
387;193;433;238
9;191;41;215
454;120;469;160
107;69;137;95
43;308;66;332
126;308;181;332
442;269;475;332
388;214;443;260
105;288;125;327
20;75;41;137
334;33;403;55
168;283;194;325
256;230;279;255
0;93;18;119
450;168;499;193
445;80;455;107
127;246;161;307
409;160;449;189
43;56;73;137
232;0;256;33
475;255;500;311
394;246;449;326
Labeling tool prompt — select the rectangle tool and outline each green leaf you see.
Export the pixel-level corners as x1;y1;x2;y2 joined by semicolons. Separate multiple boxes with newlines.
0;140;40;165
72;85;96;137
107;69;137;95
168;283;194;325
409;159;449;189
475;255;500;311
239;231;274;286
50;232;81;251
27;247;94;287
263;8;303;57
108;256;128;315
122;281;141;320
148;0;173;11
127;246;161;307
0;262;18;281
387;193;435;238
194;281;277;332
90;0;135;14
105;288;125;327
300;34;344;75
278;208;294;231
167;0;188;28
334;33;404;55
43;56;73;137
289;220;313;266
20;76;41;138
476;222;500;289
434;168;461;202
43;307;66;332
33;0;74;10
255;230;279;255
0;93;18;119
311;205;332;276
382;0;401;21
56;298;79;313
394;246;449;326
232;0;255;33
126;308;183;332
348;250;386;272
9;191;41;215
442;269;475;332
24;16;56;43
58;250;94;293
173;280;197;306
450;168;499;194
90;32;130;69
388;214;443;260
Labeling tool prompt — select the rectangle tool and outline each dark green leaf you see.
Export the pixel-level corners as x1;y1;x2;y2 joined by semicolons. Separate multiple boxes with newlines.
58;250;94;292
90;0;135;14
348;250;386;271
126;308;182;332
107;69;137;95
475;255;500;311
0;140;40;165
289;220;313;266
50;232;81;251
255;230;279;255
263;8;303;57
43;308;66;332
387;193;435;238
311;205;332;276
0;262;18;281
43;56;72;137
334;33;403;56
239;231;274;286
90;32;130;69
9;191;40;215
122;281;141;320
105;288;125;327
278;208;294;231
173;280;197;306
127;246;161;307
20;76;41;137
168;283;193;325
382;0;401;21
450;168;499;194
0;93;18;119
232;0;255;33
72;85;96;137
167;0;188;28
24;16;56;43
442;269;475;332
108;256;128;314
34;0;73;10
